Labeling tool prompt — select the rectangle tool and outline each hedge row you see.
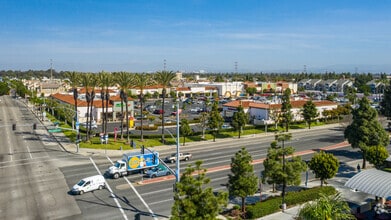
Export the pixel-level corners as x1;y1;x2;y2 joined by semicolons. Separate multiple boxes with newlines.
246;186;336;219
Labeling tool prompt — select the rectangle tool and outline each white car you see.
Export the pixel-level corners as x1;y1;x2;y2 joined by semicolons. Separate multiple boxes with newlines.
80;120;98;129
71;175;106;195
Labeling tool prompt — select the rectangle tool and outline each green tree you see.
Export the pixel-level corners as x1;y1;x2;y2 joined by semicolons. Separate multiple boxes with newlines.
180;119;192;146
365;145;389;169
0;81;10;96
133;73;154;141
301;100;319;129
280;88;293;132
231;105;248;138
380;80;391;130
227;148;258;214
65;71;80;129
271;133;307;207
344;97;389;168
297;193;355;220
308;151;339;187
155;70;176;144
262;141;282;192
207;102;224;142
245;87;257;96
171;161;228;220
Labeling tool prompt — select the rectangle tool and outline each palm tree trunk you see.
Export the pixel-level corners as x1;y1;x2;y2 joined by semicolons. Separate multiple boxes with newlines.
86;92;90;141
125;99;130;143
120;97;124;140
161;89;166;144
140;96;144;142
101;92;105;134
89;91;95;139
105;91;109;135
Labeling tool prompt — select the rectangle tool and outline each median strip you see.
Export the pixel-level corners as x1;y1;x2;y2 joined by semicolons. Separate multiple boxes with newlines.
136;141;351;185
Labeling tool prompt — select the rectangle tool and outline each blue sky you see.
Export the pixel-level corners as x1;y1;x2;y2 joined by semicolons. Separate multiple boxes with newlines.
1;0;391;73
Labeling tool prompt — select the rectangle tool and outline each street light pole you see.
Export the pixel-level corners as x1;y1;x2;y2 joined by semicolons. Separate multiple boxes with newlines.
176;101;180;183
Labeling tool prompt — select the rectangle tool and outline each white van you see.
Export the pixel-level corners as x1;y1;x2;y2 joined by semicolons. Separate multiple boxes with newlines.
71;175;106;195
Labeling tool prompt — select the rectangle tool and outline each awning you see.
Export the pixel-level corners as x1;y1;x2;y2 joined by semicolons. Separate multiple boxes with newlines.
344;169;391;198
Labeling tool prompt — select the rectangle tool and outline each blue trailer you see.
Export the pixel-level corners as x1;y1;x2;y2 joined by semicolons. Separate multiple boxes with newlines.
106;151;159;179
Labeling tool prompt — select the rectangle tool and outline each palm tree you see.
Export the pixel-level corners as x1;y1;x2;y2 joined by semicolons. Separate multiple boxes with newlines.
88;74;97;139
297;193;354;220
96;71;112;136
80;73;92;141
114;72;133;142
65;71;80;129
154;70;176;144
133;73;154;142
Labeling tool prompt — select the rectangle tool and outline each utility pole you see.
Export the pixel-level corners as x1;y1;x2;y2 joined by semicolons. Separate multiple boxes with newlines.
50;59;53;82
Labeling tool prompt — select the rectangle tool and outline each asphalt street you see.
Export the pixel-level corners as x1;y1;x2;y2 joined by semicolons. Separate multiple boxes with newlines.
0;95;384;220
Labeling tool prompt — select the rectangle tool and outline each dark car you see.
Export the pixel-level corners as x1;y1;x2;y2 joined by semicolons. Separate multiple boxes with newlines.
153;109;164;114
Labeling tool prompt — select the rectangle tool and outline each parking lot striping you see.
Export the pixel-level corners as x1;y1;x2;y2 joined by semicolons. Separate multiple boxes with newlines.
122;175;158;220
89;157;128;220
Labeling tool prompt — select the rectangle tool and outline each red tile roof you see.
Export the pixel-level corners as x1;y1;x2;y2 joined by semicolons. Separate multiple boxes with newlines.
50;93;113;108
223;100;337;109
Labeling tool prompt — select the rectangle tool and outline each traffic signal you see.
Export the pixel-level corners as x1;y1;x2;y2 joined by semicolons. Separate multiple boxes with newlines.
141;145;145;154
33;123;37;130
12;124;16;131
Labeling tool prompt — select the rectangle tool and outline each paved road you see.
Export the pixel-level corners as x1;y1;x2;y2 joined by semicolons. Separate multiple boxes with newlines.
59;125;366;219
2;95;383;220
0;96;81;219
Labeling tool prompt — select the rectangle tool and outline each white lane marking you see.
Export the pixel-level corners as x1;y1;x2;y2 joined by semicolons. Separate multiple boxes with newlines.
148;198;173;206
26;145;33;159
141;188;171;196
106;155;158;220
89;157;128;220
122;176;158;220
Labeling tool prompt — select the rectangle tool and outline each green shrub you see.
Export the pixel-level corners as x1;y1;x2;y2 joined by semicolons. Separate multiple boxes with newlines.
246;186;336;219
135;125;158;130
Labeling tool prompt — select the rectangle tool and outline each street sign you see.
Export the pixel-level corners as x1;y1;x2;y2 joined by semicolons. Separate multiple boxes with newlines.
48;128;62;133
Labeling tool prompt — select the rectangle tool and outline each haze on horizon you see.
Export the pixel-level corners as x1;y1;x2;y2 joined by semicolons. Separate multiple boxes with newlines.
1;0;390;74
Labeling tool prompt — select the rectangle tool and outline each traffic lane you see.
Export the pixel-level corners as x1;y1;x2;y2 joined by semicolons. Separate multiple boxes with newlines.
62;156;159;220
62;160;130;220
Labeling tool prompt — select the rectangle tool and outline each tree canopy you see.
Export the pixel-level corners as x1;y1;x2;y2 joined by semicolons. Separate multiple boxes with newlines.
308;151;339;186
301;100;319;129
231;105;248;138
227;147;258;214
171;161;228;220
344;97;389;168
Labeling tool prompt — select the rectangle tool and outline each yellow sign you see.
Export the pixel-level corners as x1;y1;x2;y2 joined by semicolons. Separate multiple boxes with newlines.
128;157;140;169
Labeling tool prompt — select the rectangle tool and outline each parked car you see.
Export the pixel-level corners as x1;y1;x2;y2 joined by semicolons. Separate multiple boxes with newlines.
153;109;164;114
71;175;106;195
171;109;182;116
80;121;98;129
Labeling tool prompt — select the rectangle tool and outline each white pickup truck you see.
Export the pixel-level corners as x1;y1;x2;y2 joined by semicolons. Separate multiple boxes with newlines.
164;153;192;163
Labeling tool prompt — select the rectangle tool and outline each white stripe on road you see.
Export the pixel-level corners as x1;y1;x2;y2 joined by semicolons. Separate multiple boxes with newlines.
89;157;128;220
106;155;158;220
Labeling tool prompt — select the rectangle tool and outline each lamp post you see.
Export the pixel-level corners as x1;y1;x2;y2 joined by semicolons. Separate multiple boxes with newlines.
175;101;180;182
